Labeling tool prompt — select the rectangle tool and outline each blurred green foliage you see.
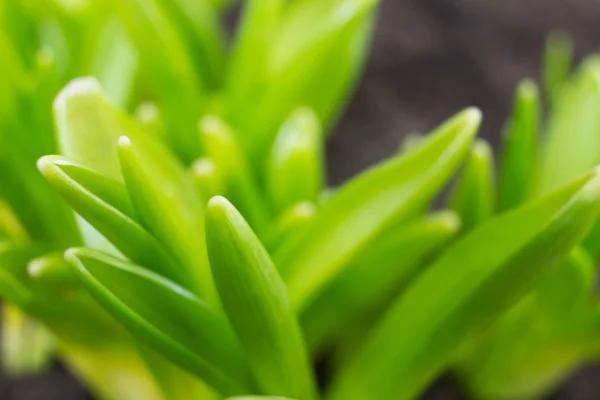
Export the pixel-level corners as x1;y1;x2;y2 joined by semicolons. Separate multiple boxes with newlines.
1;2;600;400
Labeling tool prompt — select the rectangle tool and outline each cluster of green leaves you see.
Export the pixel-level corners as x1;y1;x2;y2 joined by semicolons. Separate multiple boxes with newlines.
454;32;600;400
0;0;376;399
1;1;600;399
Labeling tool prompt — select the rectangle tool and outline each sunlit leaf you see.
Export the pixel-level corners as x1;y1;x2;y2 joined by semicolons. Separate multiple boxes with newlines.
302;211;461;352
457;247;597;399
449;139;495;231
267;108;323;213
205;197;317;400
276;108;481;310
200;116;270;231
498;80;540;212
115;0;203;163
537;56;600;195
38;155;188;286
118;134;217;303
328;168;600;400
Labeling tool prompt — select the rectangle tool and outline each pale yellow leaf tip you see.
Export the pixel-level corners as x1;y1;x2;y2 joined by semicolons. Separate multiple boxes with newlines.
463;107;483;127
53;77;104;111
207;195;231;211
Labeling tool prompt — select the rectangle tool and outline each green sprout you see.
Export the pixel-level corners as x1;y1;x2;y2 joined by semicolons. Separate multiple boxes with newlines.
1;1;600;400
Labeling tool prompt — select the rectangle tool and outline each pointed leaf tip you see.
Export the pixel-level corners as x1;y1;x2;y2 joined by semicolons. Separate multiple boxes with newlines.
205;197;317;399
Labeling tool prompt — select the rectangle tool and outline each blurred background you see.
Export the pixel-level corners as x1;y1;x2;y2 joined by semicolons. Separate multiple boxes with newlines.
2;0;600;398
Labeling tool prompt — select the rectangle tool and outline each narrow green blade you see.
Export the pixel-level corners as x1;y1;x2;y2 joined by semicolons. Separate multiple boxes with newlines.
241;0;377;157
449;139;495;231
276;108;480;310
38;155;187;286
118;134;216;303
200;116;270;231
537;56;600;195
328;168;600;400
262;202;317;254
225;0;284;121
302;211;461;352
66;248;253;396
53;76;146;252
116;0;204;163
498;80;540;212
543;31;573;107
267;108;324;213
156;0;226;88
457;247;597;400
205;197;317;400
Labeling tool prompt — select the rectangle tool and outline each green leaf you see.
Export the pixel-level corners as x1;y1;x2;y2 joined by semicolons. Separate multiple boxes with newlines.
200;116;270;231
205;197;317;400
88;17;138;108
240;0;377;158
118;134;217;303
155;0;226;88
225;0;284;121
261;202;317;254
276;107;481;310
66;247;253;396
115;0;203;163
457;248;597;400
38;155;188;287
301;211;461;352
53;76;146;252
270;0;376;126
498;80;540;212
537;56;600;195
54;77;143;181
449;139;495;231
328;167;600;400
543;31;573;107
267;108;324;213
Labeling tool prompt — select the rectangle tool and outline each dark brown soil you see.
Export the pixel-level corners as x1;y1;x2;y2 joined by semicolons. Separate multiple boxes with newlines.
2;0;600;398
